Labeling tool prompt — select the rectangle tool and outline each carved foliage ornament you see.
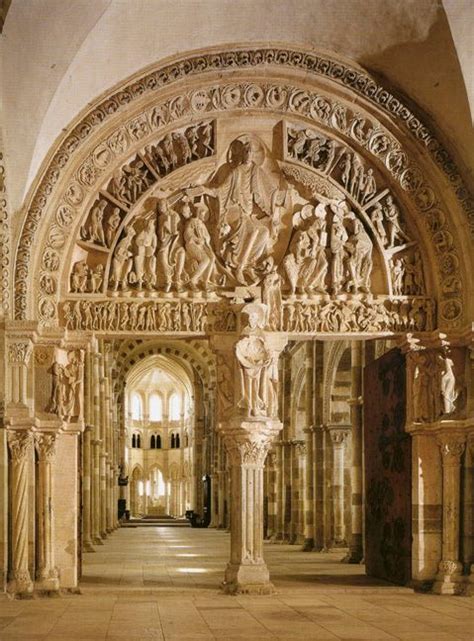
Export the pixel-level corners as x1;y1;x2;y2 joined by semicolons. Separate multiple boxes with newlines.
14;48;469;324
8;341;33;365
7;431;32;461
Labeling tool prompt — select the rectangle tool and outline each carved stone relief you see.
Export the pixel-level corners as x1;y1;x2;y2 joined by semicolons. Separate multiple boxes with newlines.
46;349;84;421
410;347;465;423
13;49;469;327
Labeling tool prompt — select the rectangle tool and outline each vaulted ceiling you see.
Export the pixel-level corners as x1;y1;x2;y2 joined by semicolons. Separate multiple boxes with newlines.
1;0;472;219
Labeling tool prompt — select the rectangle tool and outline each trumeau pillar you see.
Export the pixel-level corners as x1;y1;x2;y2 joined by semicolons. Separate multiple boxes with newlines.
214;303;286;594
7;430;34;596
347;340;364;563
34;433;59;592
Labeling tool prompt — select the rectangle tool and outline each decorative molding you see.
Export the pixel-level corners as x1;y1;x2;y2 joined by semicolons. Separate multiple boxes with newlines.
11;46;471;327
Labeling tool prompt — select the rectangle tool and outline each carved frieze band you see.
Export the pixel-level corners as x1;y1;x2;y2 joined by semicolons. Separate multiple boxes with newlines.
14;47;470;326
61;295;433;334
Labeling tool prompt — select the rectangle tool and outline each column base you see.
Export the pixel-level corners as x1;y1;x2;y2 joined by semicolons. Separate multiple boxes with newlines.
34;575;60;594
83;540;96;552
301;538;314;552
222;563;275;595
7;571;34;598
93;537;104;545
342;546;364;564
432;561;465;595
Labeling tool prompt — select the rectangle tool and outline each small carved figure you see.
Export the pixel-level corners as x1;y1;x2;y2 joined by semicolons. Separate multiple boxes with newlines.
262;265;282;330
105;207;122;247
384;195;409;246
235;334;272;417
182;200;217;290
133;219;157;289
90;264;104;293
392;258;404;295
346;218;372;293
438;351;459;415
89;201;106;245
157;198;185;291
71;260;89;293
111;226;136;291
330;205;348;294
370;202;387;245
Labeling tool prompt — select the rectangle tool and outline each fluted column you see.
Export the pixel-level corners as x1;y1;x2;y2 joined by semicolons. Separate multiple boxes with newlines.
328;427;349;546
34;433;59;592
221;418;281;594
7;430;33;596
347;340;364;562
433;434;466;595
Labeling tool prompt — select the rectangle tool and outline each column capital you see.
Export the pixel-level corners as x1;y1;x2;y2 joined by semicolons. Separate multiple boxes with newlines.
34;432;57;462
7;339;33;365
437;433;465;465
327;425;350;445
7;430;32;461
348;396;363;407
219;417;282;466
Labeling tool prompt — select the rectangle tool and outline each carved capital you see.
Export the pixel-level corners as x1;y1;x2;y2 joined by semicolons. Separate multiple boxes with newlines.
219;417;282;467
7;431;32;461
8;340;33;365
34;433;57;462
437;434;465;465
328;427;350;446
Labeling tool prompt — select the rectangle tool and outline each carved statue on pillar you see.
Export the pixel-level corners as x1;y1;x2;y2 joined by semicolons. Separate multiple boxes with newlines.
47;350;84;421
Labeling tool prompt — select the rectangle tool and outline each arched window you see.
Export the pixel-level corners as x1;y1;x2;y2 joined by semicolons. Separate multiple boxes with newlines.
149;393;162;421
175;433;180;449
132;434;136;448
136;433;141;448
131;393;142;420
170;433;175;449
156;434;162;449
169;394;180;420
150;435;155;449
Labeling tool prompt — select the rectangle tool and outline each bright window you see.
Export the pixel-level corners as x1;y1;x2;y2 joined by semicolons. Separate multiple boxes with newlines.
169;393;180;420
131;393;142;420
149;393;163;421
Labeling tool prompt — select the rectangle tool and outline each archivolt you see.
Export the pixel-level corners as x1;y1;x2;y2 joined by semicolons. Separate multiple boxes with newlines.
13;44;473;326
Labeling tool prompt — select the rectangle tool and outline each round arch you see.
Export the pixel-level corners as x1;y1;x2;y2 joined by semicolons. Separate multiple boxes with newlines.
11;44;472;336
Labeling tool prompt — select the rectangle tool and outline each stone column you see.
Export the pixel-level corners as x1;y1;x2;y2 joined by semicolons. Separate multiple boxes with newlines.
302;341;315;551
7;430;33;596
82;425;94;551
433;433;466;595
328;427;349;546
34;433;59;592
220;418;281;594
274;441;284;540
347;340;364;563
302;428;314;550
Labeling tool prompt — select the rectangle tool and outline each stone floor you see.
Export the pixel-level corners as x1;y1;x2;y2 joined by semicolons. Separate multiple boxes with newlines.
0;526;473;641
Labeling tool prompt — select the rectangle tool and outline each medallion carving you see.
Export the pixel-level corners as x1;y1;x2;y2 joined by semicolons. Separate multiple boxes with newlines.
12;47;469;329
